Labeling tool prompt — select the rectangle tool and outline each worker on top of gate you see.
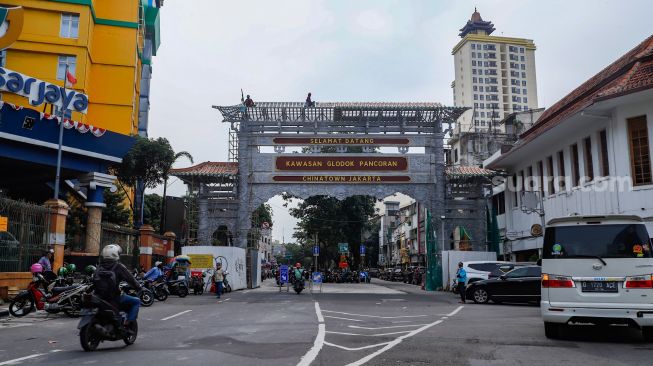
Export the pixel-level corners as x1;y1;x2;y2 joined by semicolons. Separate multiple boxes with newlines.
305;92;315;107
244;95;255;107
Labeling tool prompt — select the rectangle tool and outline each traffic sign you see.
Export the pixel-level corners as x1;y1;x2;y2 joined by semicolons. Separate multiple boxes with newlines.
279;265;289;284
311;272;323;284
313;245;320;256
338;242;349;253
360;245;366;255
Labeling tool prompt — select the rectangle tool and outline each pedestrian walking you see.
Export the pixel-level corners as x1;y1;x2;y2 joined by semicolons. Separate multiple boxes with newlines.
456;262;467;303
213;263;225;299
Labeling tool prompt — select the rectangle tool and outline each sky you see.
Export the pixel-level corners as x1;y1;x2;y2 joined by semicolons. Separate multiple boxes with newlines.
146;0;653;242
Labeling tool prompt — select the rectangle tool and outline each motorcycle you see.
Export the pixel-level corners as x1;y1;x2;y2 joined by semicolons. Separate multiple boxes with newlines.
223;273;232;293
293;278;305;294
451;279;459;294
189;272;205;295
166;279;189;298
144;279;169;301
120;282;154;307
9;273;88;317
78;292;138;352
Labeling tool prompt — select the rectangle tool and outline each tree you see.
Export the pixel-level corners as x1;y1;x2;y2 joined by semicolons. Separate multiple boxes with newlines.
116;137;175;227
252;203;273;227
289;195;377;269
160;151;193;233
143;194;162;232
102;189;131;226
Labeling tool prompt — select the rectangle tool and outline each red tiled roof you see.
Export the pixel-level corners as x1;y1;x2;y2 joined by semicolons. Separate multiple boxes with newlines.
520;34;653;144
169;162;238;177
446;166;497;178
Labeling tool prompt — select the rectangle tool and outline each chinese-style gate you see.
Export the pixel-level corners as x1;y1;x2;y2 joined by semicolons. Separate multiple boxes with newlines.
173;101;474;288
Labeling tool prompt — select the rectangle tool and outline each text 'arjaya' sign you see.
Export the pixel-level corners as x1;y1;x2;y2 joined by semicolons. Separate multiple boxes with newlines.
276;156;408;171
0;67;89;113
273;137;410;145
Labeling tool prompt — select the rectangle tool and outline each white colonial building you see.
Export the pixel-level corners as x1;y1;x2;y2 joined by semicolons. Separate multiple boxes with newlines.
485;35;653;261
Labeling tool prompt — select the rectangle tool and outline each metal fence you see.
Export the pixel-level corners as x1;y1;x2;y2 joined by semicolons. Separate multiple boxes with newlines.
0;197;51;272
101;223;139;269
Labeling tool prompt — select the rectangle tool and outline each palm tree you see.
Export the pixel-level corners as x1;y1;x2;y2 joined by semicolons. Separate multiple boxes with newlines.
160;151;193;234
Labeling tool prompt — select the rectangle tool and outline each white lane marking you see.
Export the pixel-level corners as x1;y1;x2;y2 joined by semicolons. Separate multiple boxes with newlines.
324;341;390;351
322;310;428;319
0;353;44;365
346;306;464;366
391;320;413;324
323;315;363;322
349;324;429;330
346;320;444;366
224;298;231;302
447;305;464;317
326;330;411;337
296;302;325;366
161;310;192;321
315;302;324;323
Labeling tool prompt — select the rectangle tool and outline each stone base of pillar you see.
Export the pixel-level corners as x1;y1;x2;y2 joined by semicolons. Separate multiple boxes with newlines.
84;206;103;255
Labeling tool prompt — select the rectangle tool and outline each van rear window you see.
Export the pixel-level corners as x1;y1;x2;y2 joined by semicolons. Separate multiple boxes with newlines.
543;224;652;259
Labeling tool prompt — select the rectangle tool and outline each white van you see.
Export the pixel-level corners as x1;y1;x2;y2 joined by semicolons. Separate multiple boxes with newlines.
541;215;653;340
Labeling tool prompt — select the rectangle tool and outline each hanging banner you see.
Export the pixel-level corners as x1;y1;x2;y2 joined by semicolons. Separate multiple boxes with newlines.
188;254;214;269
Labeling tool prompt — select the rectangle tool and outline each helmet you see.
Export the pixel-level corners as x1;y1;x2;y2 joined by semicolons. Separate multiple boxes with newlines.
58;267;69;277
30;263;43;274
101;244;122;261
295;263;301;268
155;261;163;267
84;265;96;276
66;263;76;273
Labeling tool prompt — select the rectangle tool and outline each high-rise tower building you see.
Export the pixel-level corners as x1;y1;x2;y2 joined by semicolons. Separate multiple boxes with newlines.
452;9;539;134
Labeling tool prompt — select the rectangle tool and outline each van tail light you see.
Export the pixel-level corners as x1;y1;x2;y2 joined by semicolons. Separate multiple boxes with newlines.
624;275;653;289
542;273;575;288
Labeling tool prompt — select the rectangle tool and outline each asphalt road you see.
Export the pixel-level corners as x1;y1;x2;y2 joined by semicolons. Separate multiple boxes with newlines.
1;279;651;365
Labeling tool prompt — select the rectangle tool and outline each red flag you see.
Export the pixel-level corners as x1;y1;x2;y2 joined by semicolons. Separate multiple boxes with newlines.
65;70;77;86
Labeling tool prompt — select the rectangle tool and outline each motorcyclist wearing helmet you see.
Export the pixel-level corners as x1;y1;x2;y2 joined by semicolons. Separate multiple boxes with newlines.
97;244;142;325
143;261;164;282
293;263;304;282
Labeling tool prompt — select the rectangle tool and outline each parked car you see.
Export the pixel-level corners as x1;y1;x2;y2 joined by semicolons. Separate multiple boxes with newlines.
540;215;653;341
466;266;542;304
487;262;535;279
368;268;380;278
0;231;19;249
461;261;512;285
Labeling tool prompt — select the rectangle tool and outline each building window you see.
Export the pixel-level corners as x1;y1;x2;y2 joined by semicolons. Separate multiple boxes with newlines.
472;52;476;58
0;50;5;67
628;116;652;185
571;144;580;187
471;44;476;50
520;47;525;53
472;60;476;66
473;77;477;83
521;64;526;70
511;174;519;207
547;156;555;194
472;69;477;75
523;89;527;95
473;86;477;91
523;97;528;103
492;191;505;215
520;55;525;62
521;72;526;78
522;80;527;86
538;161;544;194
60;13;80;39
583;137;594;182
526;166;534;191
480;112;485;117
599;129;610;176
473;94;478;100
480;103;484;109
474;103;478;108
479;86;484;92
56;55;77;80
557;151;566;191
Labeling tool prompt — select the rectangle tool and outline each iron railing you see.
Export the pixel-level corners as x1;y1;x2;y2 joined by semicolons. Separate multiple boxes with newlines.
0;197;51;272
